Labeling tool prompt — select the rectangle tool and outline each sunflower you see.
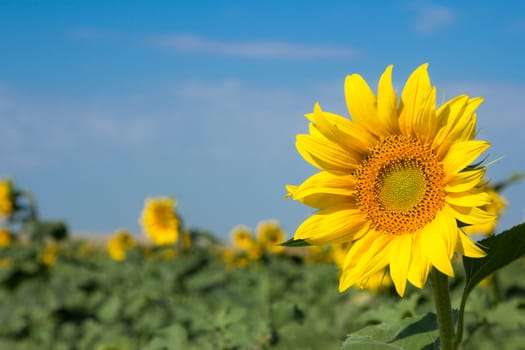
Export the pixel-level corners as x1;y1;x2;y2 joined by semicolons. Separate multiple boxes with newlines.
40;243;59;267
255;219;287;254
107;229;136;261
286;64;493;296
0;228;12;248
140;197;180;246
0;180;14;219
231;224;255;250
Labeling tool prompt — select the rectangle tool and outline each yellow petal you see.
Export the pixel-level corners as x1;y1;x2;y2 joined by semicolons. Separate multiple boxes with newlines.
435;95;468;137
377;64;399;134
446;191;491;207
399;63;437;142
456;229;487;257
445;169;486;193
389;234;413;296
286;172;357;209
447;204;495;225
435;97;483;159
339;232;392;291
292;172;356;199
407;234;432;288
348;233;392;280
294;206;366;244
442;140;490;181
344;73;381;136
306;103;371;157
420;210;455;277
296;134;358;174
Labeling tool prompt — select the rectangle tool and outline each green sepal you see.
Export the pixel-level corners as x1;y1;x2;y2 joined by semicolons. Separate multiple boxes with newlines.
279;238;310;247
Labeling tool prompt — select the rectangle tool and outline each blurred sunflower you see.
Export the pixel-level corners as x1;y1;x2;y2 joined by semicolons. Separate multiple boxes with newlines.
230;225;254;250
255;220;287;254
0;228;12;248
40;243;59;267
0;179;14;219
140;197;179;246
462;186;506;236
0;257;12;268
286;64;493;296
107;229;136;261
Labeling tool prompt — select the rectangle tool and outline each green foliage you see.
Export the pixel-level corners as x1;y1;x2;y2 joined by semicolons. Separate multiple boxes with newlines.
0;236;523;349
462;223;525;296
23;220;69;241
342;313;439;350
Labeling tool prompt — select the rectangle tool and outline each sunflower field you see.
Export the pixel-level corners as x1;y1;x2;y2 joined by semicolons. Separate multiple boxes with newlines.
0;226;524;350
0;177;524;349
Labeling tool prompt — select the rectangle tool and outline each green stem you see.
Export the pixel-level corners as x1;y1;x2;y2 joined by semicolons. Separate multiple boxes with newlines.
454;289;468;349
430;268;456;350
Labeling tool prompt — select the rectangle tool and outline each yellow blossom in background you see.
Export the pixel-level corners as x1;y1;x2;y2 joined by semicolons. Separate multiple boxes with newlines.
331;242;350;269
0;228;12;248
256;220;287;254
235;256;250;269
140;197;179;246
305;245;333;263
246;241;264;260
40;243;59;267
462;186;507;236
161;248;177;260
221;248;237;270
287;64;493;296
0;179;14;219
107;229;136;261
231;225;254;250
0;257;12;268
77;241;95;257
221;248;251;270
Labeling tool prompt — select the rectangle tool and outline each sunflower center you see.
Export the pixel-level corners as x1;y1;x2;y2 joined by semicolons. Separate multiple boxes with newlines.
378;166;427;212
355;136;446;235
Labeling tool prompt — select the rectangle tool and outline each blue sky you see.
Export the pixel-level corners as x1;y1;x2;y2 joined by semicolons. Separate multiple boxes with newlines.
1;1;524;241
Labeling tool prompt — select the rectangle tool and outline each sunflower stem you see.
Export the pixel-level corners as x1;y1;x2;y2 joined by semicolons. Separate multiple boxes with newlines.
430;268;456;350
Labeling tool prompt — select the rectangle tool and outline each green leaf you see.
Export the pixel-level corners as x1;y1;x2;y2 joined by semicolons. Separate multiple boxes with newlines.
279;238;310;247
462;222;525;296
143;323;189;350
342;313;439;350
484;299;525;331
455;222;525;347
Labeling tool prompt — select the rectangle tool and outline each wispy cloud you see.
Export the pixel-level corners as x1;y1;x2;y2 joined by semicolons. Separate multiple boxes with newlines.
411;2;457;35
84;114;156;145
70;27;360;60
148;34;359;60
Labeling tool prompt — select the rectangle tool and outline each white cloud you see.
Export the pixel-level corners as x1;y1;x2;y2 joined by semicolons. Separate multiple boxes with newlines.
84;114;156;145
69;27;360;60
0;86;160;170
148;34;359;60
411;2;457;34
